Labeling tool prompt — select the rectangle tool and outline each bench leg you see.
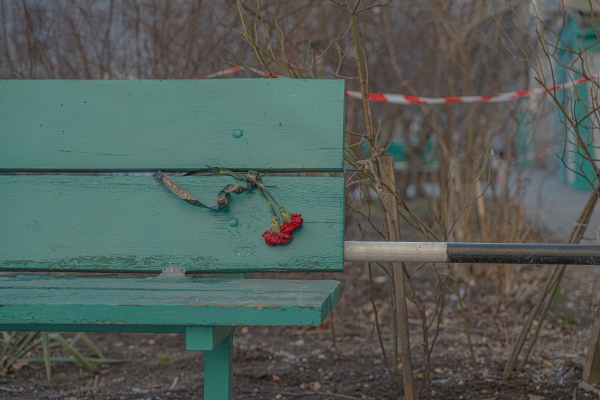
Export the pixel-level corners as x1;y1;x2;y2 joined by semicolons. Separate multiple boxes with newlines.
204;333;233;400
584;302;600;384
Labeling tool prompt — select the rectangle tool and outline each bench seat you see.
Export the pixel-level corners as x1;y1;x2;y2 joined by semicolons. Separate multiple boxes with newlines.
0;276;341;331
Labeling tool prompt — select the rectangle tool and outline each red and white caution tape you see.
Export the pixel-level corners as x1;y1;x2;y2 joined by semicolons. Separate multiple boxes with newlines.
347;75;598;105
193;67;598;105
192;66;282;80
191;66;243;79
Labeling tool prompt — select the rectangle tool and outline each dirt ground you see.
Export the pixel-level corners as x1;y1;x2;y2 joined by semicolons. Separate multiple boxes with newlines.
1;256;599;400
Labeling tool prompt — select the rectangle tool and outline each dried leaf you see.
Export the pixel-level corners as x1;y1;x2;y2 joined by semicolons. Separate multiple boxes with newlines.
11;362;28;371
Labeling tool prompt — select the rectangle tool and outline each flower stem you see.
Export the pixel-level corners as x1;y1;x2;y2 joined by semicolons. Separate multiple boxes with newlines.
266;201;278;220
260;184;285;210
218;168;247;180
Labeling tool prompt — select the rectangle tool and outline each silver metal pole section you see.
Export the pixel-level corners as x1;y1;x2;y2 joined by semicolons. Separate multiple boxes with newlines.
344;241;448;263
344;241;600;264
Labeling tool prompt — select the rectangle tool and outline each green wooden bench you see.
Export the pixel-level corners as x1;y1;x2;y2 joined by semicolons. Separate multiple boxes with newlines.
0;79;346;399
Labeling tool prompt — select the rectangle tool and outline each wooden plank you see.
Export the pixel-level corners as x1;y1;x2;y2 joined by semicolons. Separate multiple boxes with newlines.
0;275;340;292
0;324;187;334
583;301;600;384
0;277;341;327
0;79;345;172
0;175;344;272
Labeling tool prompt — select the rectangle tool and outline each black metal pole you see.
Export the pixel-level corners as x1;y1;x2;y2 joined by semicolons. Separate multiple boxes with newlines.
344;241;600;265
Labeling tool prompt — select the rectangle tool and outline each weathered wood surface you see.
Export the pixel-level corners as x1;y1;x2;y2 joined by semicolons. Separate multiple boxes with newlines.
0;276;341;327
0;175;344;273
0;79;345;172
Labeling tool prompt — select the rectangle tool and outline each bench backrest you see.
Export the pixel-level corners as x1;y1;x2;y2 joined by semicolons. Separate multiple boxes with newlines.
0;79;346;274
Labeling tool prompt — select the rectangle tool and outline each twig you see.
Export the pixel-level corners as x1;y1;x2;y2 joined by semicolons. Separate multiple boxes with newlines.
169;376;179;391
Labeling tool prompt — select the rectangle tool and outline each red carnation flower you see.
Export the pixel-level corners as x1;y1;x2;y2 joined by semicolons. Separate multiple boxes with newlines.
262;231;293;246
262;216;293;246
280;214;303;235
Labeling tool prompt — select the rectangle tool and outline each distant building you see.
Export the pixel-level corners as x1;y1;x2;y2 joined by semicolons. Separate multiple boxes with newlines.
554;2;600;190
